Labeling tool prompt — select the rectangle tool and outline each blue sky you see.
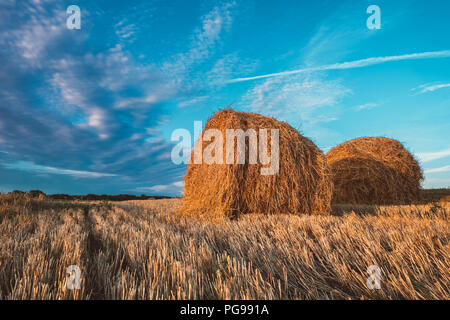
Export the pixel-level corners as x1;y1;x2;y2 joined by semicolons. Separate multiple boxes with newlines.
0;0;449;196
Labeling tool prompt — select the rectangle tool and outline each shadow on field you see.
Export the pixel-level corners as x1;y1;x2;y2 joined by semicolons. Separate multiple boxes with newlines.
330;157;421;205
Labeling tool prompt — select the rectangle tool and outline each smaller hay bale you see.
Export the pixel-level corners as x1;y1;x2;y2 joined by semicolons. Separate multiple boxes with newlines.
326;137;423;205
181;109;332;219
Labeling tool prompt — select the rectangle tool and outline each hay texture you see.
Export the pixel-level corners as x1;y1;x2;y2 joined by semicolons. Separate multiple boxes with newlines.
181;109;332;219
326;137;423;205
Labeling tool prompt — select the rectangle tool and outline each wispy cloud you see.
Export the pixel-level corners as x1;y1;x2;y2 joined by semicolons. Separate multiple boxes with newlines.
137;185;170;193
417;148;450;163
0;2;207;194
239;75;350;126
178;96;208;108
115;20;137;42
228;50;450;83
136;181;183;193
411;83;450;95
424;165;450;173
162;2;235;78
2;161;118;178
422;177;450;188
203;53;258;86
355;102;378;111
173;181;184;188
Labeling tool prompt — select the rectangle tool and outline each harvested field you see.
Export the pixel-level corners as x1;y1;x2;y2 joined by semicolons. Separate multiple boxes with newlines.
0;193;448;300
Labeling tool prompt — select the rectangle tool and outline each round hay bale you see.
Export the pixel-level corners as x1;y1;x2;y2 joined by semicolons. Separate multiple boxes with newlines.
326;137;423;205
181;109;332;219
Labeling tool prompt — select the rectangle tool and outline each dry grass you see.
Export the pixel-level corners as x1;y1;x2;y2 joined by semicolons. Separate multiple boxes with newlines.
182;109;332;219
0;193;448;300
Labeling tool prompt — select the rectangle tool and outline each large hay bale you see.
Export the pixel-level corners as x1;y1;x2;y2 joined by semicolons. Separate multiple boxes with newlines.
326;137;423;205
181;109;332;219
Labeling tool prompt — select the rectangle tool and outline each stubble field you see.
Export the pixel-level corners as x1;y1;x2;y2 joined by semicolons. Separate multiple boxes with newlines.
0;192;448;300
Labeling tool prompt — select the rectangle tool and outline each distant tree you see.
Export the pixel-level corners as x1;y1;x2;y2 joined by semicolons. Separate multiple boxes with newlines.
10;190;26;196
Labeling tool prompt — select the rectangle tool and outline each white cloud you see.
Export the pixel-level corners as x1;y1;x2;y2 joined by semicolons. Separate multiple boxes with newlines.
115;94;161;109
156;152;172;161
115;20;137;41
162;2;235;78
15;14;65;66
137;181;183;193
411;83;450;95
87;108;106;129
204;53;258;86
139;185;170;192
416;148;450;163
173;181;184;188
2;161;118;178
228;50;450;83
49;46;169;139
422;177;450;189
355;103;378;111
239;74;350;126
424;165;450;173
51;72;85;108
178;96;208;108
